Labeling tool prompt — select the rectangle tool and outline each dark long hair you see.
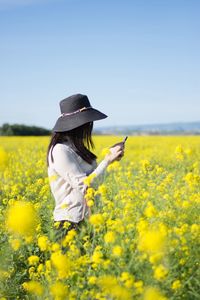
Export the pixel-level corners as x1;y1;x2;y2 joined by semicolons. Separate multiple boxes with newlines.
46;121;97;167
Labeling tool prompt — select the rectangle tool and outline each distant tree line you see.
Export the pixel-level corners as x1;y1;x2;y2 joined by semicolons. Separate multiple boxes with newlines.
0;123;51;136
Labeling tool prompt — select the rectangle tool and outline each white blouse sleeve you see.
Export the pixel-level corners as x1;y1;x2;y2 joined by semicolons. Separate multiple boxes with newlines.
52;143;109;194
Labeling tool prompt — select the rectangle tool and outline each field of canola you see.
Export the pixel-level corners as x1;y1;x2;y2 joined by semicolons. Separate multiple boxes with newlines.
0;135;199;300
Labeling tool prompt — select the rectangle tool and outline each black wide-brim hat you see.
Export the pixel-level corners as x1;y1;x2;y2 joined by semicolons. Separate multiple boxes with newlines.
52;93;108;132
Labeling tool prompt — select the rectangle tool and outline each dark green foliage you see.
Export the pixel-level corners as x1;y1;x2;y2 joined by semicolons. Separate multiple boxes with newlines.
0;123;51;136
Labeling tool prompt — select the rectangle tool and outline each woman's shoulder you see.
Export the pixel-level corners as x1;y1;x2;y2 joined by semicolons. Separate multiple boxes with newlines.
52;142;75;155
52;142;97;166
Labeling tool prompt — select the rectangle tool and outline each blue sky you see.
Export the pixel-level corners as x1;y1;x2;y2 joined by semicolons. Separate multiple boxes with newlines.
0;0;199;129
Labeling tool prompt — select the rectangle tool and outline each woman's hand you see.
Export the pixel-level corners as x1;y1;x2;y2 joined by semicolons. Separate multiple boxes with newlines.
105;141;125;164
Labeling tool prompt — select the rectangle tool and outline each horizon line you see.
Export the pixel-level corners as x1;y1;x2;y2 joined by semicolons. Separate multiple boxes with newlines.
1;119;200;130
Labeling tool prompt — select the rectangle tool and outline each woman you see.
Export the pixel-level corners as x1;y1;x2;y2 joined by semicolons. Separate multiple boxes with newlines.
47;93;125;243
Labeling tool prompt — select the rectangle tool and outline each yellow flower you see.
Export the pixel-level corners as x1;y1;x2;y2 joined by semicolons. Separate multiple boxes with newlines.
120;272;135;288
28;266;36;279
143;286;168;300
36;223;41;232
134;280;143;288
175;144;184;160
51;242;61;252
136;218;149;233
149;253;163;264
83;173;97;186
87;199;94;207
88;276;97;285
140;159;151;172
110;218;125;233
45;260;52;272
22;281;44;296
98;274;117;289
182;201;190;208
138;226;167;256
133;280;144;294
69;244;80;256
112;245;123;257
144;201;157;218
107;161;120;172
54;221;61;229
97;184;107;196
5;201;39;238
85;187;95;197
104;231;116;243
179;258;186;265
142;191;150;199
37;263;44;274
50;281;68;299
89;214;104;227
153;264;168;281
183;172;200;188
0;269;10;279
38;235;50;251
97;275;132;300
171;279;181;290
175;144;184;154
85;187;96;203
120;272;131;282
91;250;103;265
191;224;199;235
62;229;77;247
124;278;134;288
63;221;71;229
51;251;71;279
28;255;39;266
102;259;111;269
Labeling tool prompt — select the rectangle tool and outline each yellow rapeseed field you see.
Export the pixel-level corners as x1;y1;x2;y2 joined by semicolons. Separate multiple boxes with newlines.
0;135;199;300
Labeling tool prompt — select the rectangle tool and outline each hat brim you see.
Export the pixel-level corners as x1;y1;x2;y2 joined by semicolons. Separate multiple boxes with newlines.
52;108;107;132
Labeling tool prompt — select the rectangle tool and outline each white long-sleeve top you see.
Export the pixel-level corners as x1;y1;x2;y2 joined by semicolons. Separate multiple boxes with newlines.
47;141;109;223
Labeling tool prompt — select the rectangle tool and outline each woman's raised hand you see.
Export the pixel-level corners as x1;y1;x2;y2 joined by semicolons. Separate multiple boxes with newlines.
105;141;125;164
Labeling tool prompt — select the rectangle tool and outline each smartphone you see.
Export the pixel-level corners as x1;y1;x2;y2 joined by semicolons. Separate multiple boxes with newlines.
123;136;128;144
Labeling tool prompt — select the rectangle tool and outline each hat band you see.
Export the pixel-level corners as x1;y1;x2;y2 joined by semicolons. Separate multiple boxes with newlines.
60;106;92;117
